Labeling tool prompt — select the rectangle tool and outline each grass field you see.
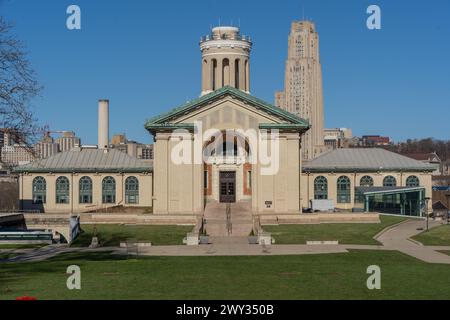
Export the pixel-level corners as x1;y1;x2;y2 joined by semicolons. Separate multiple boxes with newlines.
412;225;450;246
1;250;450;300
71;224;193;247
0;244;47;249
264;215;407;245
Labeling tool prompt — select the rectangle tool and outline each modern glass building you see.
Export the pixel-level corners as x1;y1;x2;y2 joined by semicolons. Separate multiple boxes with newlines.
355;186;426;216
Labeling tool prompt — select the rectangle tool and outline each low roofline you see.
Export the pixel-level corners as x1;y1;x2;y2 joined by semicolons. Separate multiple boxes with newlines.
302;167;435;173
14;167;153;174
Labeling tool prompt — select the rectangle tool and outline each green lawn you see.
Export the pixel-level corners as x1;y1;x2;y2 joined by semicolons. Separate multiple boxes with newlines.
0;252;22;260
1;250;450;300
412;225;450;246
264;215;407;245
71;224;193;247
0;244;48;249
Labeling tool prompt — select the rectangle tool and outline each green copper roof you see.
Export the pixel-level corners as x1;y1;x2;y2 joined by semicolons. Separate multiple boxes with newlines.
144;86;310;132
14;148;153;173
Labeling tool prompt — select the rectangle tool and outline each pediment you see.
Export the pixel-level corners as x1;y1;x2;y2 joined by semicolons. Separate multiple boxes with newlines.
145;86;309;133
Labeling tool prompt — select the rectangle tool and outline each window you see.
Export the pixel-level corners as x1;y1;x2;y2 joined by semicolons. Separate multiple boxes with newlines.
204;170;208;189
125;176;139;204
360;175;374;187
102;176;116;203
337;176;351;203
314;176;328;199
247;170;252;189
79;176;92;204
32;176;46;204
406;175;420;187
56;176;70;204
383;176;397;187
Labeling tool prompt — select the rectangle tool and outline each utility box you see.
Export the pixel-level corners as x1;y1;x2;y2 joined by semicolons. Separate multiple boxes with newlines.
310;199;334;212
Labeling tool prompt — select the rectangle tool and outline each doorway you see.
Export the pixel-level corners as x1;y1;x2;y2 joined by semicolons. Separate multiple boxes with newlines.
219;171;236;203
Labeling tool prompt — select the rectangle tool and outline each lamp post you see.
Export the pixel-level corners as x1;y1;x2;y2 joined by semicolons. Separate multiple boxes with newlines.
424;197;430;231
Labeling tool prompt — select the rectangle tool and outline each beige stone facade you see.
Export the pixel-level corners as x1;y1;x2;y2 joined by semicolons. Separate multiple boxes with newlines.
301;171;432;211
200;27;251;95
147;87;307;215
18;172;152;213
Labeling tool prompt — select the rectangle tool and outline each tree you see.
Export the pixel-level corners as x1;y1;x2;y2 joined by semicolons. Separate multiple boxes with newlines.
0;16;42;151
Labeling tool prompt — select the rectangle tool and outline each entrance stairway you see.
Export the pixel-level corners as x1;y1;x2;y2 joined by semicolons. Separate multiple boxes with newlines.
203;200;253;237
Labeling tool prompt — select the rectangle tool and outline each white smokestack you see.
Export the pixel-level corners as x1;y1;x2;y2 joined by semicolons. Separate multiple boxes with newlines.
98;99;109;149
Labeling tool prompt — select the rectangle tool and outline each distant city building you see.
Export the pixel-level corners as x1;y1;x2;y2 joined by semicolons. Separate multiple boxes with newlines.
34;133;59;159
110;134;153;160
1;144;35;166
0;128;20;150
361;135;391;147
323;128;353;150
55;131;81;152
275;21;326;160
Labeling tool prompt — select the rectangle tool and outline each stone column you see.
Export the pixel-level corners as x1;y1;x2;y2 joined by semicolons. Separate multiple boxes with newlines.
245;59;250;93
230;58;236;88
217;58;223;90
153;132;170;214
239;59;245;91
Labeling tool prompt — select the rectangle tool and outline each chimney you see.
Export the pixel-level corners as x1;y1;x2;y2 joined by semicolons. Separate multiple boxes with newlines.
98;99;109;149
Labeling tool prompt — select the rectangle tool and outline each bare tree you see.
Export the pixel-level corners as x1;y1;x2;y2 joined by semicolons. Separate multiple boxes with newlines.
0;16;42;160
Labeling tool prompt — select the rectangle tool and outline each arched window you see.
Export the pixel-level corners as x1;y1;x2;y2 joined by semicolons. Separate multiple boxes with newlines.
222;58;230;86
56;176;70;204
102;176;116;204
212;59;217;90
79;176;93;204
383;176;397;187
32;176;46;204
314;176;328;199
337;176;351;203
406;175;420;187
125;176;139;204
360;175;374;187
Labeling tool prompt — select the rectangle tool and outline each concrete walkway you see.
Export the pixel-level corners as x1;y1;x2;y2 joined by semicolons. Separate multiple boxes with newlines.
1;218;449;264
375;219;450;264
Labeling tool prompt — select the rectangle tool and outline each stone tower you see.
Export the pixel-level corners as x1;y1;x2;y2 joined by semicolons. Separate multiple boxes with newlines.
200;26;252;96
275;21;325;160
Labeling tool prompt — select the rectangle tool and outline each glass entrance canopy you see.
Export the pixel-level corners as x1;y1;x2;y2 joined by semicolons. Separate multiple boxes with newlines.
355;186;426;217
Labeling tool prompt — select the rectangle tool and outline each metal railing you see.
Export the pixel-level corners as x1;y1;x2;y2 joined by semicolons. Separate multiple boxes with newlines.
200;34;251;42
226;203;232;236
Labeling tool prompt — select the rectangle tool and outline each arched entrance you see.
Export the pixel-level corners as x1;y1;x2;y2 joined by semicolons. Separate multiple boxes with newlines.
202;131;252;204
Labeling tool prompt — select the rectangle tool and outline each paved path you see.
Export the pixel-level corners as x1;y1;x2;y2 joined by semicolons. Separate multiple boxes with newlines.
375;219;450;264
1;218;449;264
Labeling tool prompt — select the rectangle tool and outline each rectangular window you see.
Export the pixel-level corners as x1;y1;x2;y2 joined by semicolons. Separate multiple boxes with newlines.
204;170;208;189
247;170;252;188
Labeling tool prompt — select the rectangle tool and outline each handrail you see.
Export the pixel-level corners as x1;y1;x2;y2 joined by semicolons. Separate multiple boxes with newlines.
226;203;232;236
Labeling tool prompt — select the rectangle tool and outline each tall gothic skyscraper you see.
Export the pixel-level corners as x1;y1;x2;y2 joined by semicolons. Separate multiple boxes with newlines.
275;20;325;160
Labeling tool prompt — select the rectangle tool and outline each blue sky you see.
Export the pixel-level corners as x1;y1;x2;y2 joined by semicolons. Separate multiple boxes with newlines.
2;0;449;145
